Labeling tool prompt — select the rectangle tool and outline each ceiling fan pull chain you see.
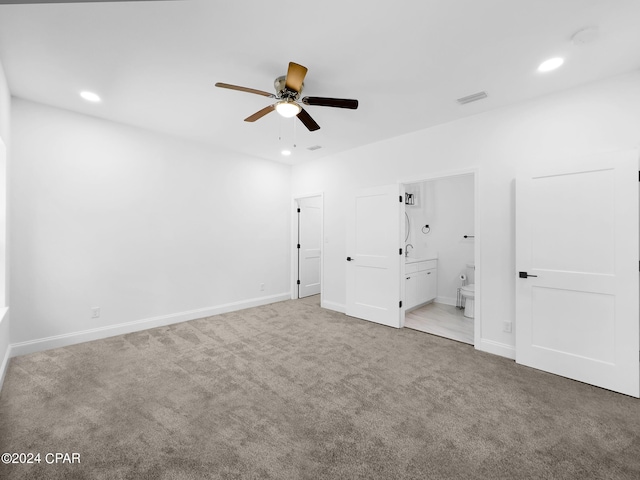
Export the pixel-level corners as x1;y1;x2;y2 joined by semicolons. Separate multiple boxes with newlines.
293;116;297;149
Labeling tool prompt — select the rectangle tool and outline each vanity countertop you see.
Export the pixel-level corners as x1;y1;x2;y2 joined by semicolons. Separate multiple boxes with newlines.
405;256;437;264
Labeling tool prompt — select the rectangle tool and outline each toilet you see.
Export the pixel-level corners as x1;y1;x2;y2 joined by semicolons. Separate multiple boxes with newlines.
460;263;475;319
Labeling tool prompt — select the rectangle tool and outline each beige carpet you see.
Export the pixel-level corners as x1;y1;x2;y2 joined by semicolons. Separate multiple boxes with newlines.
1;295;639;479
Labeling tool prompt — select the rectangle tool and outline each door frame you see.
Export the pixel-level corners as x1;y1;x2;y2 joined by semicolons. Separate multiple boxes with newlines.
291;192;324;301
398;168;481;347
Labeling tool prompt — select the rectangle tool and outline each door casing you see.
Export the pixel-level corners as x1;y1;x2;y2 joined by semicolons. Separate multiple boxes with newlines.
399;168;480;347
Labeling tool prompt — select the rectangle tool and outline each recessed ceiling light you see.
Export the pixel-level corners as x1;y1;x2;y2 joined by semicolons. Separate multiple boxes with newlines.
281;150;292;156
80;91;101;103
537;57;564;73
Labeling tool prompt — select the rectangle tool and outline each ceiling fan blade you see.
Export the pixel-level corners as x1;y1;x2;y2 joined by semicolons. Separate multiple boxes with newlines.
244;104;275;122
297;107;320;132
215;82;275;98
301;96;359;109
285;62;308;93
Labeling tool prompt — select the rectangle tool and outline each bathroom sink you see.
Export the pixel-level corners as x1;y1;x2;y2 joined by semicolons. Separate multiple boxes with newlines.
405;255;437;263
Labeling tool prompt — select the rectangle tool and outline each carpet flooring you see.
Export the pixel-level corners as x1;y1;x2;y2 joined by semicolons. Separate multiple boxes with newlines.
0;296;639;479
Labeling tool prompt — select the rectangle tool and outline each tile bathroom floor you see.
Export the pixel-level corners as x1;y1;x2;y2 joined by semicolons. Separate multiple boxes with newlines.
404;302;473;345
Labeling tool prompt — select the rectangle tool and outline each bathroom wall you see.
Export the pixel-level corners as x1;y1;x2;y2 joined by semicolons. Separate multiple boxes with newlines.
404;182;424;252
406;175;474;305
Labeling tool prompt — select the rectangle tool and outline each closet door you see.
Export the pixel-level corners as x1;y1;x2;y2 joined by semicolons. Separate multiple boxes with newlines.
515;150;639;397
298;196;322;298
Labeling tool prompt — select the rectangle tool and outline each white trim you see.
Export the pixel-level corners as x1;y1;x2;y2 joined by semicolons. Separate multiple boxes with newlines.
398;167;479;186
435;296;457;307
9;293;290;358
472;169;482;348
321;300;346;314
0;306;10;391
477;338;516;360
0;138;6;308
400;183;406;328
0;343;10;392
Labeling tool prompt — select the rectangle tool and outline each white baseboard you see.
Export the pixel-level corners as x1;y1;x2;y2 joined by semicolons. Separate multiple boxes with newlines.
0;343;10;393
477;338;516;360
0;307;10;392
10;293;290;358
322;300;346;314
435;296;457;307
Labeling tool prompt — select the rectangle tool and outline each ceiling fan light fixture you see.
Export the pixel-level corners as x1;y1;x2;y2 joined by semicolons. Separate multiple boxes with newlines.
275;100;301;118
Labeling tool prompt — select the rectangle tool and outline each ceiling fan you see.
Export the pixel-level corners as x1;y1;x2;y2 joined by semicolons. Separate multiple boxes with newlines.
215;62;359;132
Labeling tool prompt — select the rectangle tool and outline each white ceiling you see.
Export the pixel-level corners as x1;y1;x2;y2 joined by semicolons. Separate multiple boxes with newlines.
0;0;639;165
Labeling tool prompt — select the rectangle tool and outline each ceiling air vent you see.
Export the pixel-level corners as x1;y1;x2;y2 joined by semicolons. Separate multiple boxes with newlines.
307;145;322;151
456;91;488;105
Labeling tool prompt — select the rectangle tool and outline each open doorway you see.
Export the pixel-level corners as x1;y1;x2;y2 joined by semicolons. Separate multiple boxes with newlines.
401;173;477;345
292;194;323;301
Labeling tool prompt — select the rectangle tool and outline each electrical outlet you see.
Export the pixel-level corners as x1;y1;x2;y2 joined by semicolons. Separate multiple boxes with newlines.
503;321;512;333
260;283;265;291
91;307;100;319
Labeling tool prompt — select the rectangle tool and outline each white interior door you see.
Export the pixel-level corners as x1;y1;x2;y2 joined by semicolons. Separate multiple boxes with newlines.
298;196;321;298
346;184;402;328
516;150;639;397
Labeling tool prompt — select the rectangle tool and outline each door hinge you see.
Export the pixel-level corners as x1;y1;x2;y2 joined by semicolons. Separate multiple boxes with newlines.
297;244;301;249
297;280;301;285
399;195;402;203
399;300;403;308
399;248;403;255
297;208;301;213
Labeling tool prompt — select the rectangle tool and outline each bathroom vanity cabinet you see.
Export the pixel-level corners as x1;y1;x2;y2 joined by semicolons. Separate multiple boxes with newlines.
405;258;437;310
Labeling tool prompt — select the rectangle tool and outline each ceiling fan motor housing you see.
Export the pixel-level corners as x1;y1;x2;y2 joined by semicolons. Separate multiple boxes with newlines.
274;75;303;99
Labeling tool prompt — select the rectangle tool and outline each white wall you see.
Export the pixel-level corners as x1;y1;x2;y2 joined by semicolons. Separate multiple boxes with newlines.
406;175;474;305
0;61;9;145
10;98;292;352
292;71;640;358
0;59;10;390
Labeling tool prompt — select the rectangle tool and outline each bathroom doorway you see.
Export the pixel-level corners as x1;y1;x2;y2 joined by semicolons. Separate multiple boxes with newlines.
292;194;323;302
401;172;478;345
